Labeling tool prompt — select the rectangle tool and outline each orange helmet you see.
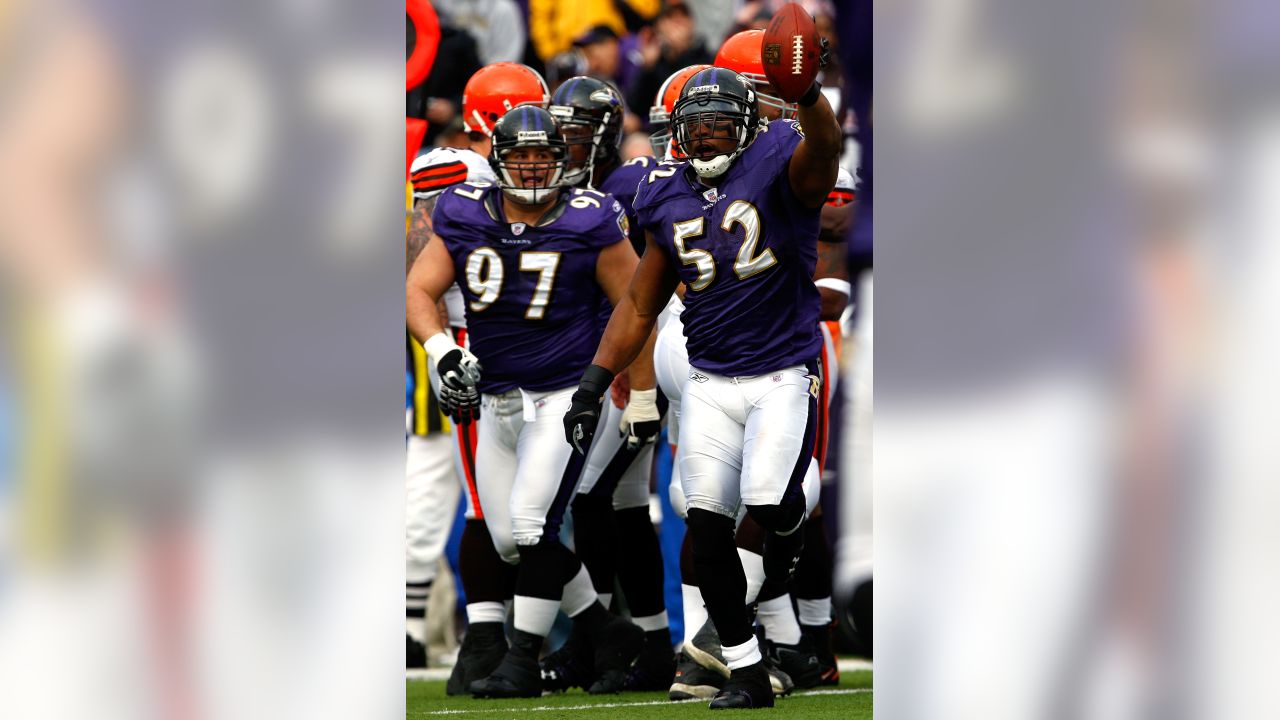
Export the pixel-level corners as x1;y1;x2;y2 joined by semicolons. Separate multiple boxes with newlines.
648;64;710;158
461;63;550;137
715;30;796;120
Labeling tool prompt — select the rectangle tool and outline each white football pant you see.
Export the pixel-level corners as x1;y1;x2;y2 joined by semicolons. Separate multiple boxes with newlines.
474;386;580;563
679;363;820;520
406;434;462;585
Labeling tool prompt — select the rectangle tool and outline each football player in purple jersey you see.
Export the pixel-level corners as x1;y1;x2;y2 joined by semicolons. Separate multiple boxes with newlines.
412;62;550;695
540;75;680;686
563;64;841;708
407;105;661;697
537;76;677;693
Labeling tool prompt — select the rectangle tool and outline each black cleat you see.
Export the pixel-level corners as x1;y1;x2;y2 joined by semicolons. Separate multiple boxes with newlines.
540;633;592;693
446;622;507;696
586;616;644;694
668;650;725;700
469;649;542;699
685;619;730;678
407;634;427;669
800;623;840;686
708;661;774;709
625;642;677;691
764;638;822;689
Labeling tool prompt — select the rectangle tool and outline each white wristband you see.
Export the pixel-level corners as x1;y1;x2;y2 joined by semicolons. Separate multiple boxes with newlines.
629;388;658;411
814;278;852;296
622;388;660;433
423;332;460;365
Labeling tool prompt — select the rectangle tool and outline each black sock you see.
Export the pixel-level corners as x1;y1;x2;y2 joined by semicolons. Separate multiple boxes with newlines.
407;580;431;625
615;506;666;617
642;629;671;656
571;494;619;596
508;629;543;660
573;601;611;635
679;529;698;585
460;519;516;603
687;508;753;648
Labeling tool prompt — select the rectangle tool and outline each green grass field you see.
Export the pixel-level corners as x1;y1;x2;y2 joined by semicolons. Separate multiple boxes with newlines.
407;670;871;719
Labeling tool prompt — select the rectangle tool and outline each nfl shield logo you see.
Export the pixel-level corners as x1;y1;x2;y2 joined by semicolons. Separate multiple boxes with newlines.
703;188;718;203
511;222;526;235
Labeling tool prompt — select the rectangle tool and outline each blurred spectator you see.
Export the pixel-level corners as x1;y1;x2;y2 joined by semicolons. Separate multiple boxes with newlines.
683;0;736;51
625;0;713;134
431;0;527;64
409;24;484;149
527;0;659;64
433;117;474;151
574;24;622;79
814;6;841;93
727;0;773;36
621;131;656;162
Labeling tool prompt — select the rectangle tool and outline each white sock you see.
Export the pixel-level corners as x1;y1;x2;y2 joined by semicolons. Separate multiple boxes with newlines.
681;584;708;648
797;597;832;627
513;595;560;636
598;592;613;610
406;617;427;644
466;601;507;625
633;611;669;633
560;566;598;617
722;636;762;670
757;595;802;645
738;548;765;605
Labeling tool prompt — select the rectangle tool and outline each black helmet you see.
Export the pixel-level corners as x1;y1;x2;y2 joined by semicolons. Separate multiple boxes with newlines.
548;76;625;186
489;105;568;204
671;68;760;179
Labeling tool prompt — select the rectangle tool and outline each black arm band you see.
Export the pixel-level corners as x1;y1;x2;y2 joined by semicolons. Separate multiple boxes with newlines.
799;82;823;108
577;363;615;399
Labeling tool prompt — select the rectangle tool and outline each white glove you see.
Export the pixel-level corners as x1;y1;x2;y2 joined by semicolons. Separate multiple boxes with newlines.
618;388;661;451
424;332;483;423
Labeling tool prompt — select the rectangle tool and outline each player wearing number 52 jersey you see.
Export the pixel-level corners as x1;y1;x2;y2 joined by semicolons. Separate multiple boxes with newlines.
564;67;842;709
407;105;658;698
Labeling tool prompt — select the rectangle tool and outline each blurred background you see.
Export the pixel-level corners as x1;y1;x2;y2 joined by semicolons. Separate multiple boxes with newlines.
3;0;1279;718
408;0;848;160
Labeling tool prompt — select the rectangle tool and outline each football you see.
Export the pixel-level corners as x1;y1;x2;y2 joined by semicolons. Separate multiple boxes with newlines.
760;3;822;103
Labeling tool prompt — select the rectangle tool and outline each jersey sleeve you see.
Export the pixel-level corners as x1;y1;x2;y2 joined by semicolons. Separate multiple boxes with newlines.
597;194;631;250
757;120;805;183
429;189;461;250
632;174;661;235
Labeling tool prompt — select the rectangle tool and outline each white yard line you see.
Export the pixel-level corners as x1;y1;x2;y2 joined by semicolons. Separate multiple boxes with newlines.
408;658;871;682
409;689;871;716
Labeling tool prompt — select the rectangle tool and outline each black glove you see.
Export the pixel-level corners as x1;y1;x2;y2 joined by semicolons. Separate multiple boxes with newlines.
564;364;614;455
799;38;831;107
436;347;482;425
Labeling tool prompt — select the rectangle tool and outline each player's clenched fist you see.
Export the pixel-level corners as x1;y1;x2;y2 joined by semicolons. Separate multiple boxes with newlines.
424;333;483;424
564;364;614;455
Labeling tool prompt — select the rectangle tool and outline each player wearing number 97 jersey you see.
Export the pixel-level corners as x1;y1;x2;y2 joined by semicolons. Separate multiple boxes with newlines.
407;105;654;698
564;67;842;709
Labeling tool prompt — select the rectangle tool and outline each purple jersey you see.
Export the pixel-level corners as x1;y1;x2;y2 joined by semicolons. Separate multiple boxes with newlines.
599;156;652;256
591;156;651;331
433;184;629;393
633;120;822;376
